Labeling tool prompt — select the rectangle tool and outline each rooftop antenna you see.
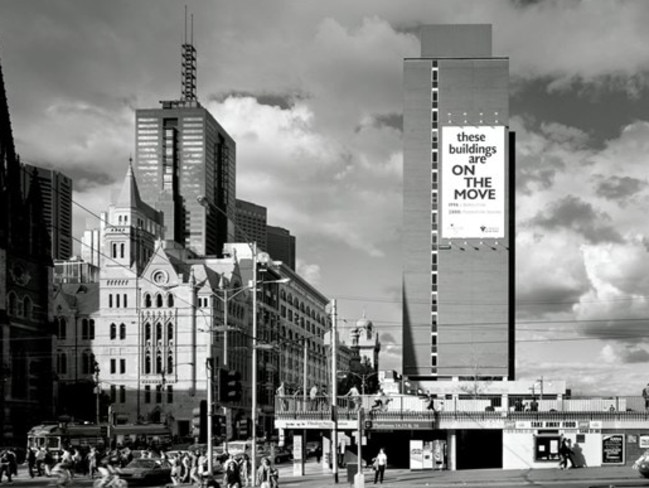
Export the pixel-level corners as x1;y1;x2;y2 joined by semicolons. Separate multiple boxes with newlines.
181;6;197;102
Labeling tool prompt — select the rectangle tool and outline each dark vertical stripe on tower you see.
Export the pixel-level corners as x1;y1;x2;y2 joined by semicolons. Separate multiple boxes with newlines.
508;130;516;380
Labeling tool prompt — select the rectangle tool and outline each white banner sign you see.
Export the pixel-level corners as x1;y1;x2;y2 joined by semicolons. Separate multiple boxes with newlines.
441;126;506;239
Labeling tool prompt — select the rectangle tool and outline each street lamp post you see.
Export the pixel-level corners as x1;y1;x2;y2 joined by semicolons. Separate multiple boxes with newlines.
339;371;378;396
251;242;259;487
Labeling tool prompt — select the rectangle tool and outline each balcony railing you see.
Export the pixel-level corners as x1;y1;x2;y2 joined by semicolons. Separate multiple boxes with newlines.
275;395;649;420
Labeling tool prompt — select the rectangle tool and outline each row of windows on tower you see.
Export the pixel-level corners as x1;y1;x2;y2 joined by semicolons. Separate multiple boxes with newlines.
56;317;95;341
431;63;440;375
144;322;174;342
57;350;95;375
143;354;174;375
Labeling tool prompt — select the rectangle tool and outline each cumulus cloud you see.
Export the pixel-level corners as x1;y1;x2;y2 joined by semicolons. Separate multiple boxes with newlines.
296;260;322;286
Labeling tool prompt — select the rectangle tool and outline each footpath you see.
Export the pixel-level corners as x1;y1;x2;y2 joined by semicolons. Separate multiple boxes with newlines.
276;462;648;487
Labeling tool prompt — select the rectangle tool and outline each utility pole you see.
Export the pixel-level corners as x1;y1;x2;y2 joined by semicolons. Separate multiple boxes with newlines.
330;299;339;484
251;242;259;487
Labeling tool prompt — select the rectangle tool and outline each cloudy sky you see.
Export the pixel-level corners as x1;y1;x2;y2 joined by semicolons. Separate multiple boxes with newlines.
3;0;649;395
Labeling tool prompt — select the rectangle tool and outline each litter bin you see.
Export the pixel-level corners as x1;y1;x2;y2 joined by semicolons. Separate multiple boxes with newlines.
346;463;358;484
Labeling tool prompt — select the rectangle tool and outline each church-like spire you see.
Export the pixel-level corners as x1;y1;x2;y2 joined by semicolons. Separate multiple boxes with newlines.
115;160;144;209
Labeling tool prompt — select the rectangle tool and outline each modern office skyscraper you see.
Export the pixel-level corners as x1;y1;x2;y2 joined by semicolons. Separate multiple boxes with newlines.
402;25;515;381
235;199;267;251
267;225;296;271
21;164;73;260
134;28;236;256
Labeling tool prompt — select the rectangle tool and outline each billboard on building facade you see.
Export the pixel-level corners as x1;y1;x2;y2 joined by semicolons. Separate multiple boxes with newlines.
441;126;506;239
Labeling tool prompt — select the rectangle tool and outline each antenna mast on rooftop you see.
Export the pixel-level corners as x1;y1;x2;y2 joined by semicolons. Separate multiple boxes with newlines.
181;6;197;102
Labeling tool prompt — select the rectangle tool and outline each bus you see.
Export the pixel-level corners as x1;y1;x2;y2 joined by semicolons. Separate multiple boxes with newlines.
27;423;172;453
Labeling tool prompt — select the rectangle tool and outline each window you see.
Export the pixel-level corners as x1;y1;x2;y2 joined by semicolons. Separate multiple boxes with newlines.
123;294;128;308
144;294;152;308
110;385;117;403
116;294;120;308
534;435;561;462
156;354;162;374
156;385;162;404
7;293;16;316
57;351;67;375
89;319;95;340
167;385;173;404
23;297;32;319
145;323;151;342
167;323;173;341
119;385;126;403
120;359;126;374
112;243;117;258
110;359;116;374
82;319;89;340
81;351;94;375
145;354;151;374
156;294;163;308
167;294;174;308
120;243;125;259
109;294;113;308
120;323;126;340
58;317;67;340
167;355;173;374
144;385;151;403
110;323;116;340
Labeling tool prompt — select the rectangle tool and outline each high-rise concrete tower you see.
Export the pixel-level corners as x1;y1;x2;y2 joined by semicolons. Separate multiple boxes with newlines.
134;14;235;256
21;164;73;260
402;25;515;381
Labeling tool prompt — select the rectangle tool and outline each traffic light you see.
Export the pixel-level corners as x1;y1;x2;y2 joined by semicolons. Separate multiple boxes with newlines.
219;369;242;402
192;400;207;443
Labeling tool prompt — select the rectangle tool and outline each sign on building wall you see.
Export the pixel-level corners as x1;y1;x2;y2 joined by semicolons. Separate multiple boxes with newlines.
441;126;506;239
602;434;625;465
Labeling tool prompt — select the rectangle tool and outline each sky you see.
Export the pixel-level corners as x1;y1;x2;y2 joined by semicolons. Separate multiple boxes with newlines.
3;0;649;396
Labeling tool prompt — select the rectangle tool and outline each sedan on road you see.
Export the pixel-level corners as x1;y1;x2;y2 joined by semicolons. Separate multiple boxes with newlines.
118;458;172;485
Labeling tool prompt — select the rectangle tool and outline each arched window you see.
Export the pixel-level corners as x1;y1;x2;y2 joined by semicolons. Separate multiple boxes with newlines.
81;350;93;375
8;293;15;316
58;317;67;340
112;243;117;258
167;294;174;308
119;323;126;340
123;294;128;308
110;323;116;340
108;294;113;308
120;243;125;258
167;354;174;374
57;351;67;375
145;323;152;342
145;354;151;374
155;354;162;374
156;294;163;308
144;294;152;308
156;323;162;342
116;294;120;308
23;297;32;319
82;319;89;340
167;323;173;341
89;319;95;340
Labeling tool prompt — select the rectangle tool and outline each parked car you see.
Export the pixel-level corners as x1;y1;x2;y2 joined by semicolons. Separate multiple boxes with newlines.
305;441;320;458
272;446;293;464
118;458;172;485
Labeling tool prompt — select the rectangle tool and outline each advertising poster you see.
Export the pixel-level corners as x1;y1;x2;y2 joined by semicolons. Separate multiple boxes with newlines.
602;434;625;464
640;435;649;449
441;126;506;239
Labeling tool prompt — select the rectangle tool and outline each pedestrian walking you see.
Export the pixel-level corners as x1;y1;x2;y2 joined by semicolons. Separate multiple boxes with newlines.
346;385;361;411
276;382;288;411
0;450;12;483
27;448;36;478
373;448;387;484
643;383;649;412
256;457;272;488
558;438;575;469
238;454;250;487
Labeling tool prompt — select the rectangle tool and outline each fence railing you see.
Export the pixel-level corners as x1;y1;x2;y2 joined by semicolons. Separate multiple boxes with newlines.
275;395;649;417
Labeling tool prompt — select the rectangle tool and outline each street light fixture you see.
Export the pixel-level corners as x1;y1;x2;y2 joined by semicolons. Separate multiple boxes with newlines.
338;370;379;396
